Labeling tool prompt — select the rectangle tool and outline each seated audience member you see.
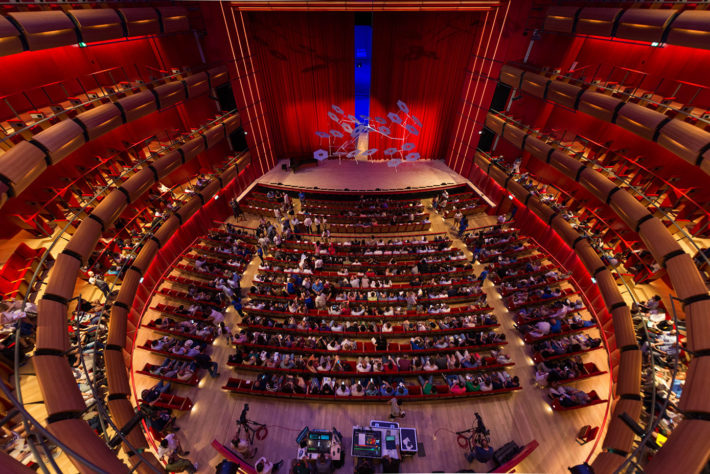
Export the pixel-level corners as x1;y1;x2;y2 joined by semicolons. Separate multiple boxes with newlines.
255;456;284;474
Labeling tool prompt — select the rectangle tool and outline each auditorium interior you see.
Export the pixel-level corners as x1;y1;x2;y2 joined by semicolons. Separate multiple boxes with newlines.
0;1;709;473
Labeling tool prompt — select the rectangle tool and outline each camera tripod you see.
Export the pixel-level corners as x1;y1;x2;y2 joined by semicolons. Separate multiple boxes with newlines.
456;412;490;452
235;404;268;445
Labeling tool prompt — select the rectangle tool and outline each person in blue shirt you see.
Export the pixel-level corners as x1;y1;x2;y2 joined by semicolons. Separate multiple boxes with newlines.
304;295;315;309
256;246;264;264
286;280;296;295
232;299;244;317
478;269;489;283
474;439;494;463
549;318;562;334
365;379;380;396
458;216;468;237
394;383;409;396
312;280;324;293
298;191;305;204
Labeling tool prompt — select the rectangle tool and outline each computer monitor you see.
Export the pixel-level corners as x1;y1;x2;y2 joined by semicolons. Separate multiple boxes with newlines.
352;428;382;458
296;426;310;446
306;431;332;454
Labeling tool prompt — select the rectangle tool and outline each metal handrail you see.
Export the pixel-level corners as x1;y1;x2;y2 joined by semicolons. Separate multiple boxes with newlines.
0;379;110;473
519;59;710;128
73;224;169;473
5;109;237;471
614;296;683;473
1;56;226;145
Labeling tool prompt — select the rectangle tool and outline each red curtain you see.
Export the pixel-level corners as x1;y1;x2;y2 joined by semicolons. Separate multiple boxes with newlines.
245;12;355;160
368;12;484;161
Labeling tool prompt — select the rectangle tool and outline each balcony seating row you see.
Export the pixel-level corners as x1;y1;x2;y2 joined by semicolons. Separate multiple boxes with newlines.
543;7;710;51
0;7;191;58
32;113;239;471
496;66;710;175
0;242;52;300
0;66;233;208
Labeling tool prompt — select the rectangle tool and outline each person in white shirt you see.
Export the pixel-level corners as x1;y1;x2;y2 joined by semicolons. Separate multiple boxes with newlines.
209;308;224;324
256;456;283;474
157;433;187;459
234;438;257;459
315;293;327;309
336;382;351;396
528;320;551;339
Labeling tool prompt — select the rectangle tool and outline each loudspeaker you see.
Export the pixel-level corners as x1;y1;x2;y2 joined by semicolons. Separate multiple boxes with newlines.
489;82;512;112
355;12;372;26
477;128;496;152
215;83;237;112
493;441;520;465
229;127;248;152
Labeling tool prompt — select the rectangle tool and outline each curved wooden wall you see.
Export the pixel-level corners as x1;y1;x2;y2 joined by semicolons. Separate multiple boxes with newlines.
0;65;230;209
497;65;710;177
1;6;189;57
485;112;710;472
33;112;239;473
471;151;642;472
543;6;710;51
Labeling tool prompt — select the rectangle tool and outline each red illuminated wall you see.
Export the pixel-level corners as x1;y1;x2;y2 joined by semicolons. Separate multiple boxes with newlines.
197;2;276;175
445;0;534;176
0;33;203;121
244;11;355;160
368;12;485;161
0;25;233;238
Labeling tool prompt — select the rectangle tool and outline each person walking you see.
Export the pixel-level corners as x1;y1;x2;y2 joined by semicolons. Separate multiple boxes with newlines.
388;397;405;419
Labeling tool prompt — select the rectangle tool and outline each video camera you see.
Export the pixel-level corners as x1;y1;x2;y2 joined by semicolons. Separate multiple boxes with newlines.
239;403;250;425
474;412;489;436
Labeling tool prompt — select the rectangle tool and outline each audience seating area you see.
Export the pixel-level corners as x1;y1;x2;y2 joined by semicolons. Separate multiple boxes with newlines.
468;226;608;410
0;243;52;300
219;196;529;404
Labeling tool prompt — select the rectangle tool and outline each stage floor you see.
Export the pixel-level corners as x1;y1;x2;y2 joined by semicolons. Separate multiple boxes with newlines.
256;158;478;194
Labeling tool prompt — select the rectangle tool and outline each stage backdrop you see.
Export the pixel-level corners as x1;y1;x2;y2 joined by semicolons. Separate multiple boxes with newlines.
369;12;485;161
246;12;355;160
